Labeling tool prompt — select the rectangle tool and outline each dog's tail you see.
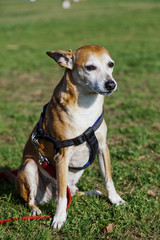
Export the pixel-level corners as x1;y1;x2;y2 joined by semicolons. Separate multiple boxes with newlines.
0;169;17;184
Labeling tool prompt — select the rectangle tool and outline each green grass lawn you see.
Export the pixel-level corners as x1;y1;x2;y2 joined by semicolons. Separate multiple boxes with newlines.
0;0;160;239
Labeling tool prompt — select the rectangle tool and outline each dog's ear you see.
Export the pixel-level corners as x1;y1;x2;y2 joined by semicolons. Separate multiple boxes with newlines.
46;50;74;69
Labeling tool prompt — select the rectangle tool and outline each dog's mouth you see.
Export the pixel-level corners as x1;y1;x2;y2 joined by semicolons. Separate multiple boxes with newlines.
97;89;116;96
85;80;117;96
87;83;117;96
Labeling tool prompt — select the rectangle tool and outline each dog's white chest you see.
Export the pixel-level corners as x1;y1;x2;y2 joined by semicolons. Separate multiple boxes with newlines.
69;142;90;168
67;143;90;190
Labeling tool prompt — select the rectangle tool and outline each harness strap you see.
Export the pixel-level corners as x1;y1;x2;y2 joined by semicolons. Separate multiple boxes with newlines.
69;127;99;171
33;103;104;171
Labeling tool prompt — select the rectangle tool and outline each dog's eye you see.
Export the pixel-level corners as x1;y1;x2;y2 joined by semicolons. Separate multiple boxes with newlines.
85;65;97;71
108;62;114;68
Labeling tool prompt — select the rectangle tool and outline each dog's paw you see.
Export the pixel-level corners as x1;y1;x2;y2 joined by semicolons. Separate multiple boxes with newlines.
108;192;125;206
30;207;42;216
70;186;79;196
51;213;67;230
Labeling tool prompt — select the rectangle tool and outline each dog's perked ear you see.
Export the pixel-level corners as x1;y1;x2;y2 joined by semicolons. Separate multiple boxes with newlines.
46;50;74;69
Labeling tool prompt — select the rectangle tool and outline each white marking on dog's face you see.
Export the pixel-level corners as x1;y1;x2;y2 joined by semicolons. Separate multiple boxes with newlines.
72;46;117;96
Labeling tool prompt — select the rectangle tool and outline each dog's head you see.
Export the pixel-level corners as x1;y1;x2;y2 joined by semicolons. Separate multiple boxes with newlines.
46;45;117;96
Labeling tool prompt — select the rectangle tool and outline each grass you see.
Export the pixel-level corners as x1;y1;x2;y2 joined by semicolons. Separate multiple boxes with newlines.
0;0;160;239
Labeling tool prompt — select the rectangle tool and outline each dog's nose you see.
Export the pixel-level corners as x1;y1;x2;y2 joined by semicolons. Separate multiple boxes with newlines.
105;80;116;91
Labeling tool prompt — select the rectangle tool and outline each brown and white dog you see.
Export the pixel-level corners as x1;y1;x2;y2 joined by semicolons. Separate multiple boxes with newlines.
16;45;125;229
62;0;79;9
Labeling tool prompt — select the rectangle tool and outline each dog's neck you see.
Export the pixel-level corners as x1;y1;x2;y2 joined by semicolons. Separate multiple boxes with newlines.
44;69;104;137
53;69;104;113
53;69;78;106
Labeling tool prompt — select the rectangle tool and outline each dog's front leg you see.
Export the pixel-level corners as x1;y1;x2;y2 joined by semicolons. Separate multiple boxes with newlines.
98;143;125;205
51;151;68;229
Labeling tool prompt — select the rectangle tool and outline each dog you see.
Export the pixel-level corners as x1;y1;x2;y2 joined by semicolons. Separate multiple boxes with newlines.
15;45;125;229
62;0;79;9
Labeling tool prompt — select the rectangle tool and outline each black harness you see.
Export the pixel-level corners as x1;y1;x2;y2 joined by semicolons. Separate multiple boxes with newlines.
31;103;104;171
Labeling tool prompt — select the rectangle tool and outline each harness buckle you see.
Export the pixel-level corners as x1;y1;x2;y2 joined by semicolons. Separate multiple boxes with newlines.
84;127;94;141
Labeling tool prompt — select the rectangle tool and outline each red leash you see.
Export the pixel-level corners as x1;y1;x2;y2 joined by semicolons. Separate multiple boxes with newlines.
0;162;71;225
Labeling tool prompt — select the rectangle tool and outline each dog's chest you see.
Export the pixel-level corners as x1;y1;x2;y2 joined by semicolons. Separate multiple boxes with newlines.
69;142;90;168
64;109;105;168
68;127;104;168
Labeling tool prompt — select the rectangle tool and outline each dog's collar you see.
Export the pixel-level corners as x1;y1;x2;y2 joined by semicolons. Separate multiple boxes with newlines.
31;103;104;171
